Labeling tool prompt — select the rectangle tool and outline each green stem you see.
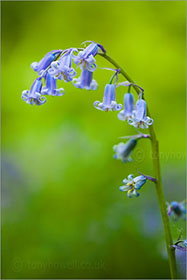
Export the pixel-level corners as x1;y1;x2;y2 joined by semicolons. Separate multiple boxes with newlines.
98;52;177;279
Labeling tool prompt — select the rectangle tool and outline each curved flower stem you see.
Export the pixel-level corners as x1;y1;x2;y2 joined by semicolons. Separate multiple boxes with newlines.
98;52;177;279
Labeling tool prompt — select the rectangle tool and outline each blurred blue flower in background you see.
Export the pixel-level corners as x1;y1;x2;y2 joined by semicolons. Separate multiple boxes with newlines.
167;201;186;220
113;138;137;162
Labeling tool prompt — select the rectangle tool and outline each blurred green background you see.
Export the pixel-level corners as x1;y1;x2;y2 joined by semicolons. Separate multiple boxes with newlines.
1;1;186;279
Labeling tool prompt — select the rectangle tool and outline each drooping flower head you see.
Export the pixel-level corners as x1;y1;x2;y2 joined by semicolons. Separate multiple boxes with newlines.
72;68;97;90
22;77;46;106
118;92;134;121
167;201;186;220
48;49;77;82
128;98;153;129
31;50;62;75
113;138;137;162
120;174;147;198
41;72;64;96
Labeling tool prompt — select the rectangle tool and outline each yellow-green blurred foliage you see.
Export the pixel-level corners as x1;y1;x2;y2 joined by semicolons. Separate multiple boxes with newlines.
2;1;186;279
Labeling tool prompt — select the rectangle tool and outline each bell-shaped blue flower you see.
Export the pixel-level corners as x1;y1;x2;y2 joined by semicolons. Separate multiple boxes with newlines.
119;174;147;198
94;84;122;112
72;68;97;90
22;77;46;106
73;42;100;71
118;93;134;121
48;49;77;82
113;139;137;162
41;72;64;96
31;50;62;75
128;99;153;129
167;201;186;220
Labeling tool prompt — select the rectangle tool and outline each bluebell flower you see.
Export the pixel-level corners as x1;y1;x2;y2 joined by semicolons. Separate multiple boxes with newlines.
31;50;62;75
128;99;153;129
48;49;77;82
22;77;46;105
73;42;99;71
41;72;64;96
118;93;134;121
72;68;97;90
119;174;147;198
113;139;137;162
167;201;186;219
94;84;122;111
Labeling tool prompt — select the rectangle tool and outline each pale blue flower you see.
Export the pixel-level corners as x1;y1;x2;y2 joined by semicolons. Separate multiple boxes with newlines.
41;72;64;96
167;201;186;219
48;49;77;82
31;50;62;75
72;68;97;90
22;77;46;106
119;174;147;198
94;84;122;111
113;139;137;162
128;99;153;129
118;93;134;121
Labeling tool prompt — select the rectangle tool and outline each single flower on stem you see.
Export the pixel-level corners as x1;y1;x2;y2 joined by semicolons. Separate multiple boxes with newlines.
94;70;122;111
113;138;137;162
48;49;77;82
72;67;98;90
73;42;98;71
118;92;134;121
31;50;62;75
41;72;64;96
128;98;153;129
119;174;147;198
22;77;46;106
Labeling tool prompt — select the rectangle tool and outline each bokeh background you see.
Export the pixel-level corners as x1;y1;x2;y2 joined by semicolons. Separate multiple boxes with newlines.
1;1;186;279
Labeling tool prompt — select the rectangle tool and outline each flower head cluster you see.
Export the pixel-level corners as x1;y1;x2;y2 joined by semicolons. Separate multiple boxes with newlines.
167;201;186;220
119;174;147;198
21;41;156;202
22;42;106;106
